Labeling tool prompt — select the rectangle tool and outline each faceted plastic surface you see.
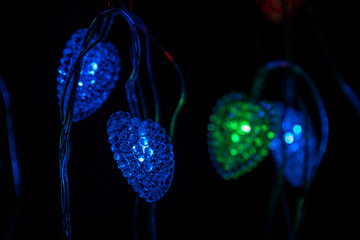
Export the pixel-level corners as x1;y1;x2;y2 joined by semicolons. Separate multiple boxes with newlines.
57;28;121;122
269;102;319;187
107;111;174;202
207;92;278;180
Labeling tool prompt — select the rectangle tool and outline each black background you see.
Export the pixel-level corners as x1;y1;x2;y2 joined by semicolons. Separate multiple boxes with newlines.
0;0;359;239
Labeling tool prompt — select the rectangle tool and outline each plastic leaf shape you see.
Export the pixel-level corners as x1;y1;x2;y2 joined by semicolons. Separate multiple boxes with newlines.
57;28;121;121
207;92;278;180
107;111;174;202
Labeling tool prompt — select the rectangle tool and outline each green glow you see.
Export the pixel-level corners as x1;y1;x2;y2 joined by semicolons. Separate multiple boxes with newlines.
230;148;237;156
260;149;268;157
254;137;262;146
267;131;275;139
207;92;279;180
231;133;240;142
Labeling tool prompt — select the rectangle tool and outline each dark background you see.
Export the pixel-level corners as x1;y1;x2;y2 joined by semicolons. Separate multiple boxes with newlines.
0;0;359;239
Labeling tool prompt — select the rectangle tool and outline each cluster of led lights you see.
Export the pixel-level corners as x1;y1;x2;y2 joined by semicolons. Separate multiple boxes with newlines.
57;26;175;202
107;111;175;202
56;9;183;240
207;92;278;180
269;102;318;187
56;19;321;209
57;28;121;122
207;90;321;186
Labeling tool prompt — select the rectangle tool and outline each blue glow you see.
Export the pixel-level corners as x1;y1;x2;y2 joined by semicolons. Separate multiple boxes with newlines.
270;102;319;187
284;132;294;144
132;136;154;163
0;75;22;239
88;62;98;75
107;111;174;202
57;28;121;122
293;124;302;134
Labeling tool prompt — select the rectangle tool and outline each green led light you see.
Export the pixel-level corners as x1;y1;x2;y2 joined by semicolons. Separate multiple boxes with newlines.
261;149;268;156
230;148;237;156
231;133;240;142
254;137;262;146
267;131;275;139
207;92;278;180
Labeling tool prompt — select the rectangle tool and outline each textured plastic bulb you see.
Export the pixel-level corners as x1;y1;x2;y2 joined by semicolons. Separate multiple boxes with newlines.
57;28;121;121
107;111;174;202
207;92;278;180
269;102;319;187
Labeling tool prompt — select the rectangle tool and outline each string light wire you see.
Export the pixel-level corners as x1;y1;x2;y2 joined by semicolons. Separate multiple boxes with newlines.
252;60;329;239
120;8;185;240
105;2;185;239
306;2;360;117
58;7;141;240
0;75;22;240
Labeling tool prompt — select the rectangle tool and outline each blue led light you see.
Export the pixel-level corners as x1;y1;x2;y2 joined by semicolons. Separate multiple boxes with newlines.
107;111;174;202
293;124;302;134
270;102;319;187
57;28;121;122
284;132;294;144
88;62;98;75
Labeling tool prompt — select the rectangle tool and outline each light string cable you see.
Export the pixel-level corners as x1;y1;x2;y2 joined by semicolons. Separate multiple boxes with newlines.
150;34;186;142
306;2;360;117
58;8;140;240
106;3;185;240
126;10;186;240
252;60;329;240
129;11;160;123
292;95;310;235
274;95;312;240
128;11;186;141
0;75;22;240
105;1;151;123
105;3;156;238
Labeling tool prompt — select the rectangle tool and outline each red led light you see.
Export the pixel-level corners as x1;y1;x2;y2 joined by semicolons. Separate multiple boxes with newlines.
255;0;306;23
164;51;173;62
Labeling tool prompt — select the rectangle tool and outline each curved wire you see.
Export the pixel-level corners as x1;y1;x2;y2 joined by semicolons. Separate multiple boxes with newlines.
124;11;186;240
100;6;185;240
128;12;160;123
252;60;329;239
0;75;22;240
148;202;157;240
142;27;185;240
147;34;186;141
106;2;145;121
128;11;186;141
293;97;310;235
251;60;329;173
264;60;329;173
58;8;141;240
306;2;360;117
